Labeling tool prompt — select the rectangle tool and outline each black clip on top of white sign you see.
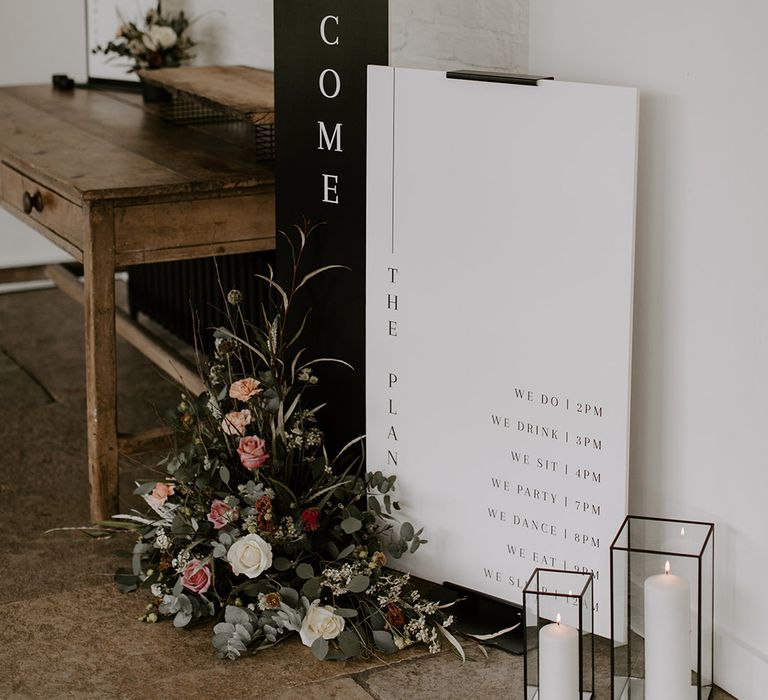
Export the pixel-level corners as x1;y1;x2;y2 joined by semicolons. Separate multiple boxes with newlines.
446;70;554;86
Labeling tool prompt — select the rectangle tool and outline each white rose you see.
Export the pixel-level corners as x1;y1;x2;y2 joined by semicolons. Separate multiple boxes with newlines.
227;534;273;578
299;600;346;647
142;25;178;51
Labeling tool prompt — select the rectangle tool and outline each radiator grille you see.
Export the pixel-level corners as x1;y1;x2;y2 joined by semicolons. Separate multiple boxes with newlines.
128;252;276;358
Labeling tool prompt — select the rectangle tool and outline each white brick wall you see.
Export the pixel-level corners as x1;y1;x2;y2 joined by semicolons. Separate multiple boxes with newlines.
391;0;528;72
163;0;529;74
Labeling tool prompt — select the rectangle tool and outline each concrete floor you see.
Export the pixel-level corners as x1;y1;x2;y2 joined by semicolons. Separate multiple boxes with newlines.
0;287;737;699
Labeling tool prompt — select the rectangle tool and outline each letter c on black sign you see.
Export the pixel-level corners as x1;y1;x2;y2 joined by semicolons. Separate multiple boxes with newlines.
320;15;339;46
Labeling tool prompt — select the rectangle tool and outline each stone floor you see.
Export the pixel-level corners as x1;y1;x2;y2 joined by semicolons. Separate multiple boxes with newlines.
0;286;738;699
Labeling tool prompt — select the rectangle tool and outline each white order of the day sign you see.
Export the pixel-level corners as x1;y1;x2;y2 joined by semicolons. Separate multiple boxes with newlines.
366;66;638;636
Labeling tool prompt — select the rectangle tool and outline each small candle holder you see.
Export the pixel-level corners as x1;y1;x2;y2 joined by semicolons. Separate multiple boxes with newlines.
610;516;715;699
523;568;595;699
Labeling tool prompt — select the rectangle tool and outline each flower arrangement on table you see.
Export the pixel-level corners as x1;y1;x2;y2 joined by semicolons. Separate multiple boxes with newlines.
95;225;461;661
92;2;196;72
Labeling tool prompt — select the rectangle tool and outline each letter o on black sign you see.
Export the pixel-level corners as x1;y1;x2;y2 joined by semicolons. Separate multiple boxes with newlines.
319;68;341;99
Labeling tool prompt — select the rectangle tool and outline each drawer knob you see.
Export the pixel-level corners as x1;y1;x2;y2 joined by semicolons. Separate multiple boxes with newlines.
22;190;44;214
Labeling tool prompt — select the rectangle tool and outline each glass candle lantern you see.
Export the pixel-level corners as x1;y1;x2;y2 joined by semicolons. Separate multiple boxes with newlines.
523;568;595;699
610;516;715;700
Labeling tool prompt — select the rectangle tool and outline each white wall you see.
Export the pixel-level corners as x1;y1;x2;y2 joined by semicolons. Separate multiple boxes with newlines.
530;3;768;697
0;0;87;269
163;0;273;70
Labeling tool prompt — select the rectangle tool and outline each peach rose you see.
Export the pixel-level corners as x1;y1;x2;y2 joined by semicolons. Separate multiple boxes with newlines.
229;378;262;402
149;482;175;507
237;436;269;470
181;559;212;594
221;409;252;436
207;499;237;529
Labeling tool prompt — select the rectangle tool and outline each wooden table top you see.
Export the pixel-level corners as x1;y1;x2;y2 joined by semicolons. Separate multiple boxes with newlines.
0;85;274;203
138;66;275;126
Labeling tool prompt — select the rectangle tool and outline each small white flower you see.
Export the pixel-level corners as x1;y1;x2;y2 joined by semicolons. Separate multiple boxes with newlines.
153;529;170;550
150;583;164;598
299;601;346;647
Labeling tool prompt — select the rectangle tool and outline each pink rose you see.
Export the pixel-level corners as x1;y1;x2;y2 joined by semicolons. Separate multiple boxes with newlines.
229;378;262;402
238;436;269;470
181;559;212;594
149;482;175;507
221;409;252;436
207;499;237;529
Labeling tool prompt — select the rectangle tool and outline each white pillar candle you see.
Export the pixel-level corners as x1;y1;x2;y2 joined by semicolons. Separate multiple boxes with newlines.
644;561;691;700
539;614;580;699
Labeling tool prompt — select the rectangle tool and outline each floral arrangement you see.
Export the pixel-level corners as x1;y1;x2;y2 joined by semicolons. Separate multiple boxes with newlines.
95;226;462;661
92;2;196;72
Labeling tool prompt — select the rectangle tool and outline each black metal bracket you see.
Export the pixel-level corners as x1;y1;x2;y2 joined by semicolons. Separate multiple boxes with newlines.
446;70;554;86
426;581;525;654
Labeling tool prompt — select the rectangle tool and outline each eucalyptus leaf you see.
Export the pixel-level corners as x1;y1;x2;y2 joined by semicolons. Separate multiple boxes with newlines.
296;563;314;580
338;630;362;657
219;466;230;485
334;608;358;618
372;630;398;654
347;575;370;594
336;544;355;560
273;557;292;572
311;637;329;660
225;606;252;626
279;586;300;608
341;517;362;534
324;649;350;661
174;610;192;628
302;577;321;600
400;522;415;541
368;607;386;631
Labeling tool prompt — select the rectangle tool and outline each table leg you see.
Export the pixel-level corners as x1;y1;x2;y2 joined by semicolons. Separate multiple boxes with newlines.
83;203;118;522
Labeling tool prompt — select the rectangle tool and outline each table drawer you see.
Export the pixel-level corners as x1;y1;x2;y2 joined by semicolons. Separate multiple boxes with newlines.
0;163;84;250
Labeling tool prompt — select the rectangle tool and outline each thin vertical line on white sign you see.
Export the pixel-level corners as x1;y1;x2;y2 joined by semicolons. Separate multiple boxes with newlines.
391;69;397;255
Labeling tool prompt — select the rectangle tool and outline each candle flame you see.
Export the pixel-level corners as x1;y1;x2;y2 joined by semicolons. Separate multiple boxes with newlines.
568;590;573;596
681;527;686;536
557;613;561;625
665;560;671;575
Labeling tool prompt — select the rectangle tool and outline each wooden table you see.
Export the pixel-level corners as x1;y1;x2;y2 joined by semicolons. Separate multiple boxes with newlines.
0;84;275;521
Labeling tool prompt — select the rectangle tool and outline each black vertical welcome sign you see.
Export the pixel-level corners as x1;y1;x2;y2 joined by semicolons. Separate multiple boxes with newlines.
274;2;389;452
